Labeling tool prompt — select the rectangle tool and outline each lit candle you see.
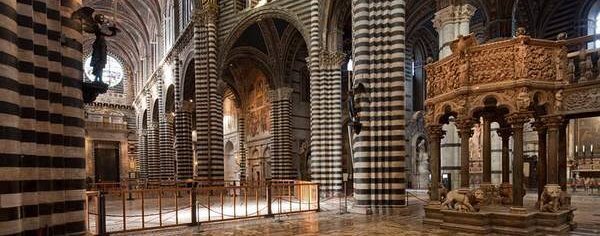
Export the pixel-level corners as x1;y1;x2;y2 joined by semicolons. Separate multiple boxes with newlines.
583;145;586;153
575;145;578;153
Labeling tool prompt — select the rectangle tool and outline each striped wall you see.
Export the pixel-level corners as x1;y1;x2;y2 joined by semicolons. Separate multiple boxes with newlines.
351;0;407;207
0;0;86;234
194;4;224;181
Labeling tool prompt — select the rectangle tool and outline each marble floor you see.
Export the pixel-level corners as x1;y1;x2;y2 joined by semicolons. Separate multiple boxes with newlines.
109;190;600;236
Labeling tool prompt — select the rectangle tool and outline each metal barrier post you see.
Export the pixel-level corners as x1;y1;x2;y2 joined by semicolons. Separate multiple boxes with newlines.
98;193;107;235
317;184;321;212
266;181;273;217
191;189;197;224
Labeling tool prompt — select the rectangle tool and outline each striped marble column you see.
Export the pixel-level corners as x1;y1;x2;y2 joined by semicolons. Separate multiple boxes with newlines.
238;115;247;180
351;0;407;207
146;91;160;182
138;129;148;179
158;75;176;181
147;123;161;182
194;1;224;181
0;1;86;234
174;60;194;180
175;102;194;180
310;51;345;192
269;88;295;180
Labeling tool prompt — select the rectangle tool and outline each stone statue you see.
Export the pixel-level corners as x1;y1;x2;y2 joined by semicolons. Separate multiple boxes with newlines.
540;185;562;212
516;88;531;111
441;188;485;212
72;7;119;83
298;140;310;180
554;90;563;111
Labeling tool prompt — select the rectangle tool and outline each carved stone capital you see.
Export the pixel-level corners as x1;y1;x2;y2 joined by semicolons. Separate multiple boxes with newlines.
269;87;294;102
496;127;513;140
542;115;564;130
432;3;476;29
506;112;531;129
455;118;475;138
320;51;346;69
193;0;219;24
426;125;445;140
181;100;195;113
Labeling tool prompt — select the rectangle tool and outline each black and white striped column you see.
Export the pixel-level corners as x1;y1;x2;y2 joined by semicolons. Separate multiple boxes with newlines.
158;75;175;181
194;1;224;181
146;91;160;182
310;51;345;192
174;60;194;181
0;0;86;234
138;128;148;179
238;115;247;180
269;88;295;179
351;0;407;207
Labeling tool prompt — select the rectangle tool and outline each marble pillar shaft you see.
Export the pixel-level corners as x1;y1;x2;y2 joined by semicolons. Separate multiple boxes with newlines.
536;125;547;199
194;5;224;181
175;110;193;180
499;128;511;184
558;122;568;190
427;126;444;201
269;88;295;179
457;120;472;188
351;0;406;206
509;115;527;207
546;119;561;185
482;117;492;183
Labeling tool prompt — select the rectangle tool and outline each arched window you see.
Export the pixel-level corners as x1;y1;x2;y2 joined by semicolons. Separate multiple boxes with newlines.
587;1;600;48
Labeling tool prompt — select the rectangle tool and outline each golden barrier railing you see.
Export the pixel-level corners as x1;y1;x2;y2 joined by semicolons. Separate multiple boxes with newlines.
85;180;320;235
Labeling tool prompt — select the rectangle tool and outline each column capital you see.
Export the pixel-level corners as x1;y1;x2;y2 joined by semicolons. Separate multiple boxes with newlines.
426;125;446;140
269;87;294;102
433;3;476;29
455;118;475;138
194;0;219;24
506;112;531;129
541;115;564;130
532;121;547;133
320;51;346;68
497;127;513;140
180;100;195;113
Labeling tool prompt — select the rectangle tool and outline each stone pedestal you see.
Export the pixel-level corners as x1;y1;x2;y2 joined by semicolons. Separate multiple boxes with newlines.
424;206;576;235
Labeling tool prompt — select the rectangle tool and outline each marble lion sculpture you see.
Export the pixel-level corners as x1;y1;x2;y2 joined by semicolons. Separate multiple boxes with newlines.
441;188;485;212
540;186;562;212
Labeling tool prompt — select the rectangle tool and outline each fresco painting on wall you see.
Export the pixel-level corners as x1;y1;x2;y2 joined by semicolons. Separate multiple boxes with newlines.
246;75;271;138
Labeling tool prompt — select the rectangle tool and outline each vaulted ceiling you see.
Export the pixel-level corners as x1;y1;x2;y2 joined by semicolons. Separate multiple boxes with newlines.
82;0;166;75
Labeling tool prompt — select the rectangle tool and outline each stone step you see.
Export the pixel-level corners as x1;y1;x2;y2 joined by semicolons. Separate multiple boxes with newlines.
571;227;600;236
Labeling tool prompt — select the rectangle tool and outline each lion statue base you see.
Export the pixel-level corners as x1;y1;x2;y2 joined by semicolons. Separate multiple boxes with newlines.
540;185;562;213
441;188;485;212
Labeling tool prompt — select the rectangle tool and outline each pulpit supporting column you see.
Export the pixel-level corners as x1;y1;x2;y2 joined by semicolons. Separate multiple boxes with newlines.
456;119;473;188
534;122;547;200
427;125;445;202
508;113;529;212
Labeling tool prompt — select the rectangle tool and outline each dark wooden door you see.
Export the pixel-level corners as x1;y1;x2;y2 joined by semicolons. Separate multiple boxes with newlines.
95;148;119;182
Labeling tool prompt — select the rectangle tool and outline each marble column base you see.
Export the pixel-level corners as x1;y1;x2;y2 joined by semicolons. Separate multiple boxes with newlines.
349;205;409;215
510;207;528;214
424;202;443;225
499;183;513;205
479;183;497;205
